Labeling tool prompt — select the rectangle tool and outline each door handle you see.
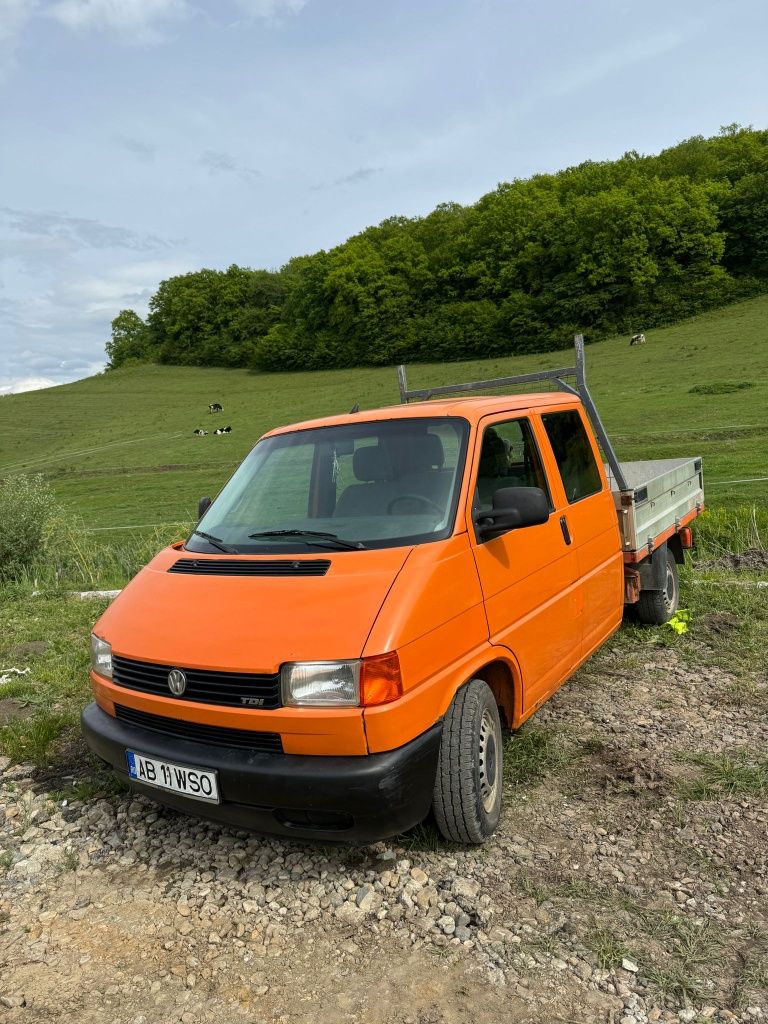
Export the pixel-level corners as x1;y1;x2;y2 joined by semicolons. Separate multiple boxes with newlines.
560;515;572;545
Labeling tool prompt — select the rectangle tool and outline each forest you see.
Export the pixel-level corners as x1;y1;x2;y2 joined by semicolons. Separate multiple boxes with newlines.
106;125;768;372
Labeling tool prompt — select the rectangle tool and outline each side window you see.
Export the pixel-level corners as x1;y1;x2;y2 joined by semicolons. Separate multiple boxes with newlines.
541;410;602;503
475;418;552;511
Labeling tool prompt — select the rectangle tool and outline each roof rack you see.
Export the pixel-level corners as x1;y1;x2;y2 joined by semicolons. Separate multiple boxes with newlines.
396;333;629;491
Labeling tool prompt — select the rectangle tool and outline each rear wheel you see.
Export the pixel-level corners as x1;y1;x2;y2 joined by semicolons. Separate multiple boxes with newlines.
636;547;680;625
432;679;503;844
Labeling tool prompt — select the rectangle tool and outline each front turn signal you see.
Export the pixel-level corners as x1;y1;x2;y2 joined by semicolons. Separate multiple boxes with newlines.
360;651;403;707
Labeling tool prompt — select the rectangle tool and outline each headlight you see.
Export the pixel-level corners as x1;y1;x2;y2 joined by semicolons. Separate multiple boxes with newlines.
281;653;403;708
90;634;113;679
281;661;360;707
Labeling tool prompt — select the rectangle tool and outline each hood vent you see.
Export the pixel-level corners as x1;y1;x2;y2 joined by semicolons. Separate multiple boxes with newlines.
169;557;331;577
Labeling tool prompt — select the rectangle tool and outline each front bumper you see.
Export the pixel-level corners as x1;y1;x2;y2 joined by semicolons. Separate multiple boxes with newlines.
81;702;441;843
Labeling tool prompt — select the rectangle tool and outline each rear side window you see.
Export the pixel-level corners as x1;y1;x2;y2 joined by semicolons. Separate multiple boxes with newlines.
474;418;552;511
542;409;602;503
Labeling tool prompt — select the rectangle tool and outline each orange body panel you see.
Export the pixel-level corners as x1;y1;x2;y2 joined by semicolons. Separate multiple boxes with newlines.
361;533;491;751
96;544;410;672
467;409;580;714
89;391;695;762
540;407;625;658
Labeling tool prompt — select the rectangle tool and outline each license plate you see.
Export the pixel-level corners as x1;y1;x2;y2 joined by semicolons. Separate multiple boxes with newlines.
126;750;219;803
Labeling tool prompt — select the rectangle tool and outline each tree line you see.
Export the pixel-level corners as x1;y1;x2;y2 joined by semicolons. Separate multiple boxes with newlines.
107;125;768;372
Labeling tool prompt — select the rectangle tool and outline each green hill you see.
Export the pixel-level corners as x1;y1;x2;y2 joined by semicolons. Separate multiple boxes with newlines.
2;295;767;531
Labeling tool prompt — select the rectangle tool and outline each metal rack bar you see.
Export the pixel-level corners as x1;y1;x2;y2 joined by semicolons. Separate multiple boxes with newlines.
396;333;630;492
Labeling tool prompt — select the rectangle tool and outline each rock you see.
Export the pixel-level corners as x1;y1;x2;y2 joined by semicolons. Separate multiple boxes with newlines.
356;884;376;912
336;902;363;924
453;878;480;902
1;995;25;1009
621;957;638;973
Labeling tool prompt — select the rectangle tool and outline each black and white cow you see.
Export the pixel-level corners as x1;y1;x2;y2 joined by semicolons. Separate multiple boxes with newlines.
193;428;209;436
630;333;646;346
214;425;232;435
209;402;223;413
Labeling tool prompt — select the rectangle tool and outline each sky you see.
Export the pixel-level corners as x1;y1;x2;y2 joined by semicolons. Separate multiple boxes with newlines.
1;0;766;394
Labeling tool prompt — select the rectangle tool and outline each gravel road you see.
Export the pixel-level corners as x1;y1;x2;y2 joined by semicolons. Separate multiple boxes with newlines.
1;642;766;1024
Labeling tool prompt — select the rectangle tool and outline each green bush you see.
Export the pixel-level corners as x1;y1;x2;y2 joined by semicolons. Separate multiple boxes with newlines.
0;474;63;581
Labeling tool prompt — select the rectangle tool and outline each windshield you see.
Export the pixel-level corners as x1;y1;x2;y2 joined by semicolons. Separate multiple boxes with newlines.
186;416;470;554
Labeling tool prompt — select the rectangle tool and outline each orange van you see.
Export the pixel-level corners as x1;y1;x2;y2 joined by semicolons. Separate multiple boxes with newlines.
83;340;703;843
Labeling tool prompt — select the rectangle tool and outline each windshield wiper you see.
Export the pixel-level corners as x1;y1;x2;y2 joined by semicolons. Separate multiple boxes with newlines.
247;529;366;551
191;529;239;554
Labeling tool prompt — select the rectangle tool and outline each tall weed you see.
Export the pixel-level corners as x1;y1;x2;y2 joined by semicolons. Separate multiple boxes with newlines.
692;505;766;559
0;474;63;581
28;522;190;591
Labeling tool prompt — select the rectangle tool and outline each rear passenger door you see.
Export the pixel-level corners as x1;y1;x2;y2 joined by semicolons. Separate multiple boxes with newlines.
468;415;580;715
540;407;624;658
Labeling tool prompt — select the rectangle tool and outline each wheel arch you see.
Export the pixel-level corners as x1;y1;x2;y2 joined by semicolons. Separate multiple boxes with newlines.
472;654;522;731
667;533;685;565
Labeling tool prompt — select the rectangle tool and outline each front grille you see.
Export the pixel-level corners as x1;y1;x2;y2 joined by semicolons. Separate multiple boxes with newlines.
169;558;330;577
115;704;283;752
112;655;281;709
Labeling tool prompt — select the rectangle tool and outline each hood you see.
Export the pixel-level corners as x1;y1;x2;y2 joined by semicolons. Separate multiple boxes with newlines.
93;545;411;673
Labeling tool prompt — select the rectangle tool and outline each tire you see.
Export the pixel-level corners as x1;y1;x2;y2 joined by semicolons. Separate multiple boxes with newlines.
635;547;680;625
432;679;503;844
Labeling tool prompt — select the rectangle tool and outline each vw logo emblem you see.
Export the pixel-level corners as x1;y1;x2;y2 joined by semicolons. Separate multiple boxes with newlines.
167;669;187;696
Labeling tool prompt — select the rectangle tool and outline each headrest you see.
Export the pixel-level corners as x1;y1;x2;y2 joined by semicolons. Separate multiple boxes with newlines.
353;445;391;482
478;428;507;477
399;432;445;474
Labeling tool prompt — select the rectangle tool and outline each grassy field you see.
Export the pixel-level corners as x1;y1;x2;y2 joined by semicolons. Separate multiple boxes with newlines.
1;294;767;531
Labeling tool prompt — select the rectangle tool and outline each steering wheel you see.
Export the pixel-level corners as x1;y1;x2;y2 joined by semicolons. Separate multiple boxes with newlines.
386;494;443;516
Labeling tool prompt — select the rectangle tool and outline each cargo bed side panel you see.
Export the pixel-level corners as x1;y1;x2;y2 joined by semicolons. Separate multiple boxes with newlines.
605;458;704;556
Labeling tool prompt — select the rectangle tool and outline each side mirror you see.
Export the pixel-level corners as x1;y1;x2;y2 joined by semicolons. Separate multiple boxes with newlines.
198;496;212;520
475;486;549;541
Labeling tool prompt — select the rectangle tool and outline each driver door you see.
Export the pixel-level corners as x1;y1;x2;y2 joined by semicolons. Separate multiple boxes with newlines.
468;415;580;715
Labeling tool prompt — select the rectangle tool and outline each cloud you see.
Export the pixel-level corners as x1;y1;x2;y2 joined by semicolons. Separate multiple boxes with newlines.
0;207;174;253
517;30;688;115
0;293;22;327
198;150;261;183
233;0;308;19
47;0;188;44
312;166;383;191
0;376;58;396
58;258;192;317
0;0;39;80
0;258;194;387
114;134;156;161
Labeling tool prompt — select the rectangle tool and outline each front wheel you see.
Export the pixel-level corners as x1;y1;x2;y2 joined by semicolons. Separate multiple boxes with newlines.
635;547;680;625
432;679;503;844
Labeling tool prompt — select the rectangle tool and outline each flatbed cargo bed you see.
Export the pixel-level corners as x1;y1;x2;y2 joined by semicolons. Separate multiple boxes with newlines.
605;457;703;560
